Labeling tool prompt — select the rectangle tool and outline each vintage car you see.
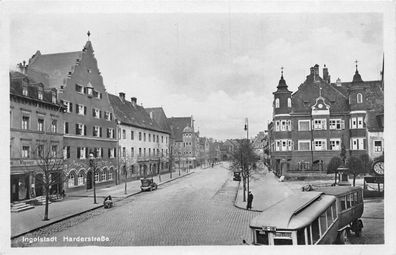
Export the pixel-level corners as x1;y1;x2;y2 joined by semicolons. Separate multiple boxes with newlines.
140;178;158;191
233;172;241;181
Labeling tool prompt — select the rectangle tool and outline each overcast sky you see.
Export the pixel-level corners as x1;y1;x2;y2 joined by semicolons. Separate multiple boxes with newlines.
9;12;383;140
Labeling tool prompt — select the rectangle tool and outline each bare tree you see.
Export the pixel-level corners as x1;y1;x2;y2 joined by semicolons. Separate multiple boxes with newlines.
327;156;343;185
230;139;259;202
29;138;66;221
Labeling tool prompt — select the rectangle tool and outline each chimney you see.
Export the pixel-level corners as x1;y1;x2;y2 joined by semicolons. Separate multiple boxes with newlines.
314;64;320;77
119;92;125;101
323;64;330;83
17;60;27;74
336;78;342;86
131;97;137;106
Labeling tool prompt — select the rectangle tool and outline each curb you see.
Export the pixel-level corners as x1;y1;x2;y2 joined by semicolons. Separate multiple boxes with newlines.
11;171;194;240
232;180;263;213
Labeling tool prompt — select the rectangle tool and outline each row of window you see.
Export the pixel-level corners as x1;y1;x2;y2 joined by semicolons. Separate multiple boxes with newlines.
22;85;57;104
339;191;363;211
63;146;117;159
121;147;169;158
21;144;59;158
120;129;168;144
62;100;112;121
64;122;115;138
21;116;58;133
273;138;379;151
297;201;337;245
75;83;103;99
68;169;113;188
274;93;364;110
274;98;292;108
275;118;365;132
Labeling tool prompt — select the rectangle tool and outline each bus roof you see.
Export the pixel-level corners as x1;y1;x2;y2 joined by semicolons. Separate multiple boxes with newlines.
313;186;362;196
250;192;330;230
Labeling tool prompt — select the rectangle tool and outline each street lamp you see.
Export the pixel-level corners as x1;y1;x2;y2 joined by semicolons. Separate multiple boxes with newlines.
89;152;97;204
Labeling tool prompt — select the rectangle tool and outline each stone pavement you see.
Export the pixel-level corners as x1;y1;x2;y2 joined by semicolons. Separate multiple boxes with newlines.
234;166;296;212
11;168;194;238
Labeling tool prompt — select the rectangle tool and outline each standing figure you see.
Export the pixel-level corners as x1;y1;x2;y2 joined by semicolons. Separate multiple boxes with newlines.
247;191;254;210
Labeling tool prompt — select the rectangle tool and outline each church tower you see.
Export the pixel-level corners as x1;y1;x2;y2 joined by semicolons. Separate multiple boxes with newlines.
273;67;292;116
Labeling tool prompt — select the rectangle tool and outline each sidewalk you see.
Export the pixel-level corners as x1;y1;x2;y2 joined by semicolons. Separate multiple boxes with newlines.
11;168;194;238
234;167;295;212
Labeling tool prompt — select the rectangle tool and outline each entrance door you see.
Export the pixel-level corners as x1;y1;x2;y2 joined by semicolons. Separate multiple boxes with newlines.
10;176;19;202
86;171;92;189
35;174;43;197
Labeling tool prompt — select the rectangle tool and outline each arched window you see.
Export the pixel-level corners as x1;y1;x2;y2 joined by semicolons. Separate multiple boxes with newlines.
78;171;84;185
287;98;291;108
357;93;363;104
68;172;75;187
101;171;106;181
275;98;280;108
95;171;99;182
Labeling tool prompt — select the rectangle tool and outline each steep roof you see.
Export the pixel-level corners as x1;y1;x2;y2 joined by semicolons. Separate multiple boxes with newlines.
9;71;61;107
108;94;168;134
168;117;192;142
27;50;83;89
366;109;384;132
145;107;172;134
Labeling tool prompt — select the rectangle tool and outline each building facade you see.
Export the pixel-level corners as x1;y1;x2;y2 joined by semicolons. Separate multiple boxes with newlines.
27;40;118;192
269;63;384;177
109;93;170;179
10;71;64;202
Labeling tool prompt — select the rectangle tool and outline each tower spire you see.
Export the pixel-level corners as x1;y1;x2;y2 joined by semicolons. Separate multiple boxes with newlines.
355;59;358;71
281;66;284;77
87;31;91;41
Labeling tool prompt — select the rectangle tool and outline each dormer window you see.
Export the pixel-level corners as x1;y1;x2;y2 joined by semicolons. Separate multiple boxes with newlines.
86;82;93;97
275;98;280;108
357;93;363;104
52;91;57;103
22;86;28;96
287;98;291;108
75;84;83;93
38;90;43;100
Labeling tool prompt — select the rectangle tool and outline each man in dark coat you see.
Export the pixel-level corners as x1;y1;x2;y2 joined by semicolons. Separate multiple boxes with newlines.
247;191;253;210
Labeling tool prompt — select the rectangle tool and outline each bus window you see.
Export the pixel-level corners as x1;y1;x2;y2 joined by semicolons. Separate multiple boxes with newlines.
256;230;269;245
347;194;352;208
340;196;346;210
352;193;357;206
332;202;337;219
274;239;293;245
311;218;320;243
326;207;333;225
297;229;305;245
306;226;312;244
319;213;327;235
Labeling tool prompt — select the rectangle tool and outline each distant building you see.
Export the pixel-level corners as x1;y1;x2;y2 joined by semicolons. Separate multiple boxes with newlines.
168;116;199;169
26;39;118;192
109;94;170;179
269;63;384;177
252;131;267;159
199;137;210;166
10;71;64;202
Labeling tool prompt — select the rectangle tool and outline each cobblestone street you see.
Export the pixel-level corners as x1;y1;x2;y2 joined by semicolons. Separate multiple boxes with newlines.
13;164;259;246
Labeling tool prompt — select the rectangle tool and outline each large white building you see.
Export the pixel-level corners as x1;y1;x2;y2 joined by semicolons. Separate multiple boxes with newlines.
109;93;170;180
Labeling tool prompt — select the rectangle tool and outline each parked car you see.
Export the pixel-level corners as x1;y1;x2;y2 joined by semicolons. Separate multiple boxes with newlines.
233;172;241;181
140;178;158;191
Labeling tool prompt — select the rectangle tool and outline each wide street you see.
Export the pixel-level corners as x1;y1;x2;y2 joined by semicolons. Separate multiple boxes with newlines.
13;163;259;246
12;162;384;247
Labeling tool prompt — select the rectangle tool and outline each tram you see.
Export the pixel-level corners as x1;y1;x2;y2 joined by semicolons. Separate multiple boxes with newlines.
249;186;363;245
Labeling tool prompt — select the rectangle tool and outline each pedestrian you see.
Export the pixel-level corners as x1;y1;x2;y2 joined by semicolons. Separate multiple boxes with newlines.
103;195;113;209
247;191;253;210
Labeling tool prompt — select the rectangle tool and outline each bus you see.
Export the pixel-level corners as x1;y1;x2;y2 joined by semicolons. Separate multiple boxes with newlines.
249;186;363;245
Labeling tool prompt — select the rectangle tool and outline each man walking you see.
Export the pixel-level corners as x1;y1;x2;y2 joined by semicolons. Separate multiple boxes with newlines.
247;191;254;210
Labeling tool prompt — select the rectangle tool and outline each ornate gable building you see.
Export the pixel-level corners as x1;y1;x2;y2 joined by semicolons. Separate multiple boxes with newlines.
269;63;384;177
26;38;118;192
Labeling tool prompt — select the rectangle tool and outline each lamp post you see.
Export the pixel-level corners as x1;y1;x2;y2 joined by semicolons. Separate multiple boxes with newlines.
89;152;97;204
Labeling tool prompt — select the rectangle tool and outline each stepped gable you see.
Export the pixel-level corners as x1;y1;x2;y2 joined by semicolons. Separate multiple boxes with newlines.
108;94;165;133
168;117;192;142
145;107;172;135
27;50;82;89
